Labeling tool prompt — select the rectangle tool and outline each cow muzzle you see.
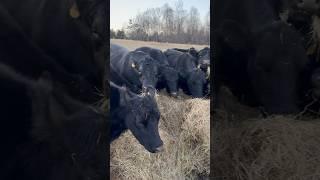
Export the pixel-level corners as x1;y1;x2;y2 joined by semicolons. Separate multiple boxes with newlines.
153;145;164;153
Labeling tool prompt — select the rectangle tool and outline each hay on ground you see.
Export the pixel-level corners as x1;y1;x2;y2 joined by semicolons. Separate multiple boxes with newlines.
110;93;210;180
213;87;320;180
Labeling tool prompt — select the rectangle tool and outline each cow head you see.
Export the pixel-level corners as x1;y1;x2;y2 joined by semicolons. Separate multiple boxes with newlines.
129;51;159;96
186;69;207;98
118;86;163;153
248;21;308;114
197;47;211;79
188;47;198;58
159;66;179;97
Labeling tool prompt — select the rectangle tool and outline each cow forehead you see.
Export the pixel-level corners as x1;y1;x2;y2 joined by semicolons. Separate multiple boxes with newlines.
130;98;158;114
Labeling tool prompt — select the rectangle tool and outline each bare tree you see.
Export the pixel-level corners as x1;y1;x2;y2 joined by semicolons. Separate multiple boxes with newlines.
174;0;187;41
121;1;209;45
187;6;201;42
204;11;210;44
161;3;174;42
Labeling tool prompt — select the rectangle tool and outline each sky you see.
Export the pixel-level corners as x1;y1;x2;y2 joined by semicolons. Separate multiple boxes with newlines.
110;0;210;30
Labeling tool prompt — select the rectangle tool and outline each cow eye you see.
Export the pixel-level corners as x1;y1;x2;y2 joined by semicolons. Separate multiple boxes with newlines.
131;63;141;72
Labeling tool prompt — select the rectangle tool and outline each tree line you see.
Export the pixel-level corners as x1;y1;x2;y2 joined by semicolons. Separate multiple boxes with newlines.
111;0;210;45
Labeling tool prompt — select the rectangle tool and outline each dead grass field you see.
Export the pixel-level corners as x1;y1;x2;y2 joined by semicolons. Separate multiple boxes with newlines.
110;39;209;51
109;40;210;180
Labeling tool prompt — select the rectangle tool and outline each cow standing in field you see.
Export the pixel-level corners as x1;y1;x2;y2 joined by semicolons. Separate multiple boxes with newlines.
214;0;309;114
165;49;207;98
135;47;179;97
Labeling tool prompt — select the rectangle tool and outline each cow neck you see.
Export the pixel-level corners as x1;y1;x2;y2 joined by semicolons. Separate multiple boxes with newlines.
110;108;128;142
124;58;142;91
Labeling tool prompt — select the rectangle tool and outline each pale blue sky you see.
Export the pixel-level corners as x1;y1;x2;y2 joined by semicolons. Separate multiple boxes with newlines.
111;0;210;30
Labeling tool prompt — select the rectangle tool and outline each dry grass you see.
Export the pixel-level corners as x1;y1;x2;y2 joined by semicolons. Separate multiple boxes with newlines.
213;87;320;180
110;93;210;180
110;39;209;51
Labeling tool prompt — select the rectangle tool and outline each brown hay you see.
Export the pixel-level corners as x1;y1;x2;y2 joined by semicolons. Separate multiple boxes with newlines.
110;93;210;180
213;87;320;180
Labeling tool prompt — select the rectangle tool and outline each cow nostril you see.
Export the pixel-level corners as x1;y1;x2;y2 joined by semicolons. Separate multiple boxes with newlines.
154;145;164;153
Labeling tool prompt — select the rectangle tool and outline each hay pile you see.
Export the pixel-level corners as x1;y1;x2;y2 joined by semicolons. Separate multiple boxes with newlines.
110;94;210;180
213;88;320;180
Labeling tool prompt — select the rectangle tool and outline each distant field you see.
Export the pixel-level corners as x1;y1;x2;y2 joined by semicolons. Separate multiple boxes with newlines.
110;39;209;51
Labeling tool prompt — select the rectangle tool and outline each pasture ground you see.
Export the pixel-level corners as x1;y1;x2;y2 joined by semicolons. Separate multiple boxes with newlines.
110;40;210;180
110;39;208;51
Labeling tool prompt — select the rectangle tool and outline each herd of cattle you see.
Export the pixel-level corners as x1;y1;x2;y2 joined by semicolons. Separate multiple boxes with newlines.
214;0;320;115
0;0;108;179
8;0;320;178
0;0;210;176
110;44;210;153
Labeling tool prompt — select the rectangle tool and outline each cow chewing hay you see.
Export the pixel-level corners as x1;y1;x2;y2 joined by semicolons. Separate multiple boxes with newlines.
110;93;210;180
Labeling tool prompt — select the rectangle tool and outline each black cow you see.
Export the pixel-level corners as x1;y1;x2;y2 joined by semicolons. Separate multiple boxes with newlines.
214;0;309;114
135;47;179;97
172;47;199;59
197;47;211;96
111;43;160;95
165;49;207;98
0;0;107;103
197;47;210;75
110;81;163;153
0;63;107;180
170;47;211;79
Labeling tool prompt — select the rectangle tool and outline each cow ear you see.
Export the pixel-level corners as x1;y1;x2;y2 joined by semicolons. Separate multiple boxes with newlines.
69;1;80;18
